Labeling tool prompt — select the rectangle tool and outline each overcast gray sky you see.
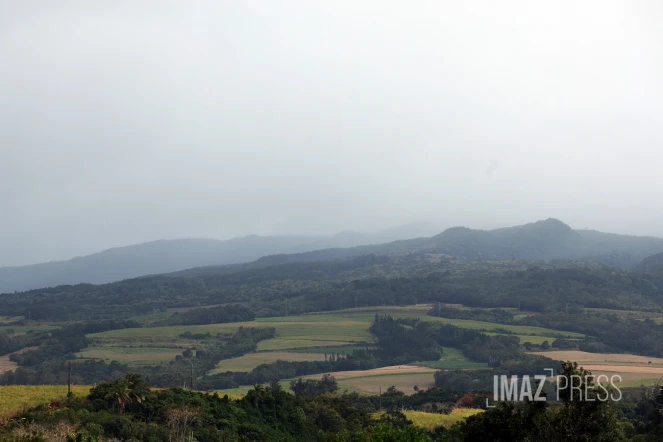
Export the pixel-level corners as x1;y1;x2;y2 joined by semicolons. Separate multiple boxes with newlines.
1;0;662;266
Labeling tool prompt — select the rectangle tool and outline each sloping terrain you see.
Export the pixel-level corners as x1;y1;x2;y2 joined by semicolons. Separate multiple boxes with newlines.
0;224;441;294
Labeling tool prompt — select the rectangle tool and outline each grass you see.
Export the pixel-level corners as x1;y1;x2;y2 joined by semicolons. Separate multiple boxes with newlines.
211;352;327;373
91;307;582;345
256;339;363;351
89;318;374;357
612;377;663;388
299;309;584;338
403;409;483;430
77;346;182;366
485;333;557;345
90;320;373;341
91;305;584;374
301;367;438;395
0;385;91;423
0;325;59;333
339;372;436;394
529;350;663;366
214;386;254;397
412;347;489;369
290;345;376;354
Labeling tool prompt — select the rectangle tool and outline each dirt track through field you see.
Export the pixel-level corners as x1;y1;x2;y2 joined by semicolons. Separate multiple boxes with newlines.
0;347;38;374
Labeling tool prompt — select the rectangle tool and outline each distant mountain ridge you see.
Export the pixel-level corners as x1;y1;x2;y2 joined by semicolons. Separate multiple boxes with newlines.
239;219;663;271
0;223;441;294
635;251;663;273
2;219;663;294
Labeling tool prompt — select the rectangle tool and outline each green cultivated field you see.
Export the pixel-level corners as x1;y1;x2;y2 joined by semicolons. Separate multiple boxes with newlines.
484;333;558;345
412;347;488;369
86;305;583;372
290;345;375;354
257;339;365;351
211;351;327;373
0;324;59;333
403;409;483;430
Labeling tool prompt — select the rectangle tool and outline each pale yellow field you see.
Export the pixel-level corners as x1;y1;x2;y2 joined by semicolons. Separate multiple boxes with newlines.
581;365;663;375
404;409;484;430
339;373;436;394
0;385;91;423
211;351;327;373
530;350;663;366
305;365;435;380
529;351;663;388
302;365;438;395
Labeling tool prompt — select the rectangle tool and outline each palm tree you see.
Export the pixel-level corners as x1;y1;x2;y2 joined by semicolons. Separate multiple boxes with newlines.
126;373;149;405
104;378;131;413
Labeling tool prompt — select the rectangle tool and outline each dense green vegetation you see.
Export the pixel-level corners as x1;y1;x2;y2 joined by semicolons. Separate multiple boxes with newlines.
157;304;256;326
2;251;662;325
7;362;663;441
4;227;663;439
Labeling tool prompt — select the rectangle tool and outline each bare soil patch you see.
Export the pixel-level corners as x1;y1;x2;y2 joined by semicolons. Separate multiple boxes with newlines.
0;347;38;374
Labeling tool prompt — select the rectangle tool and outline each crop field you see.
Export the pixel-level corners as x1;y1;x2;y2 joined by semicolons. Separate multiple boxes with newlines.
211;351;327;373
290;345;375;354
403;409;483;430
487;333;558;345
298;307;584;338
256;339;360;351
305;365;435;380
531;350;663;388
89;306;584;373
338;372;436;394
301;365;438;395
77;346;182;366
412;347;488;369
530;350;663;366
0;385;91;423
91;319;373;341
580;365;663;375
89;317;375;358
0;324;59;333
610;377;663;388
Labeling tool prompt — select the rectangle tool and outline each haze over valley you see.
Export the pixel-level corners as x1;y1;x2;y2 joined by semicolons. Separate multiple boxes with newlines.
2;1;663;440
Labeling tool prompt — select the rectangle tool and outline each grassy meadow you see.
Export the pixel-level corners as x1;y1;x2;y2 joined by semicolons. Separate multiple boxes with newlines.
373;408;483;430
83;304;588;377
404;409;484;429
77;346;183;366
412;347;488;369
211;351;327;373
0;385;91;423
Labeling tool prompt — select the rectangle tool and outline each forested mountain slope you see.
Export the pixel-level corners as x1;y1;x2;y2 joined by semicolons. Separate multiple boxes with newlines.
0;224;440;294
2;219;661;295
238;219;663;270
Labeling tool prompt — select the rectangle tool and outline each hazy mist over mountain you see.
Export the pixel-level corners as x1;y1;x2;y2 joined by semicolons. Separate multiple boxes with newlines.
2;1;662;266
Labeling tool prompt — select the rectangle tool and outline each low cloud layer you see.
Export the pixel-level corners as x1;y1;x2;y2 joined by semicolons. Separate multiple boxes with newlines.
1;1;662;265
